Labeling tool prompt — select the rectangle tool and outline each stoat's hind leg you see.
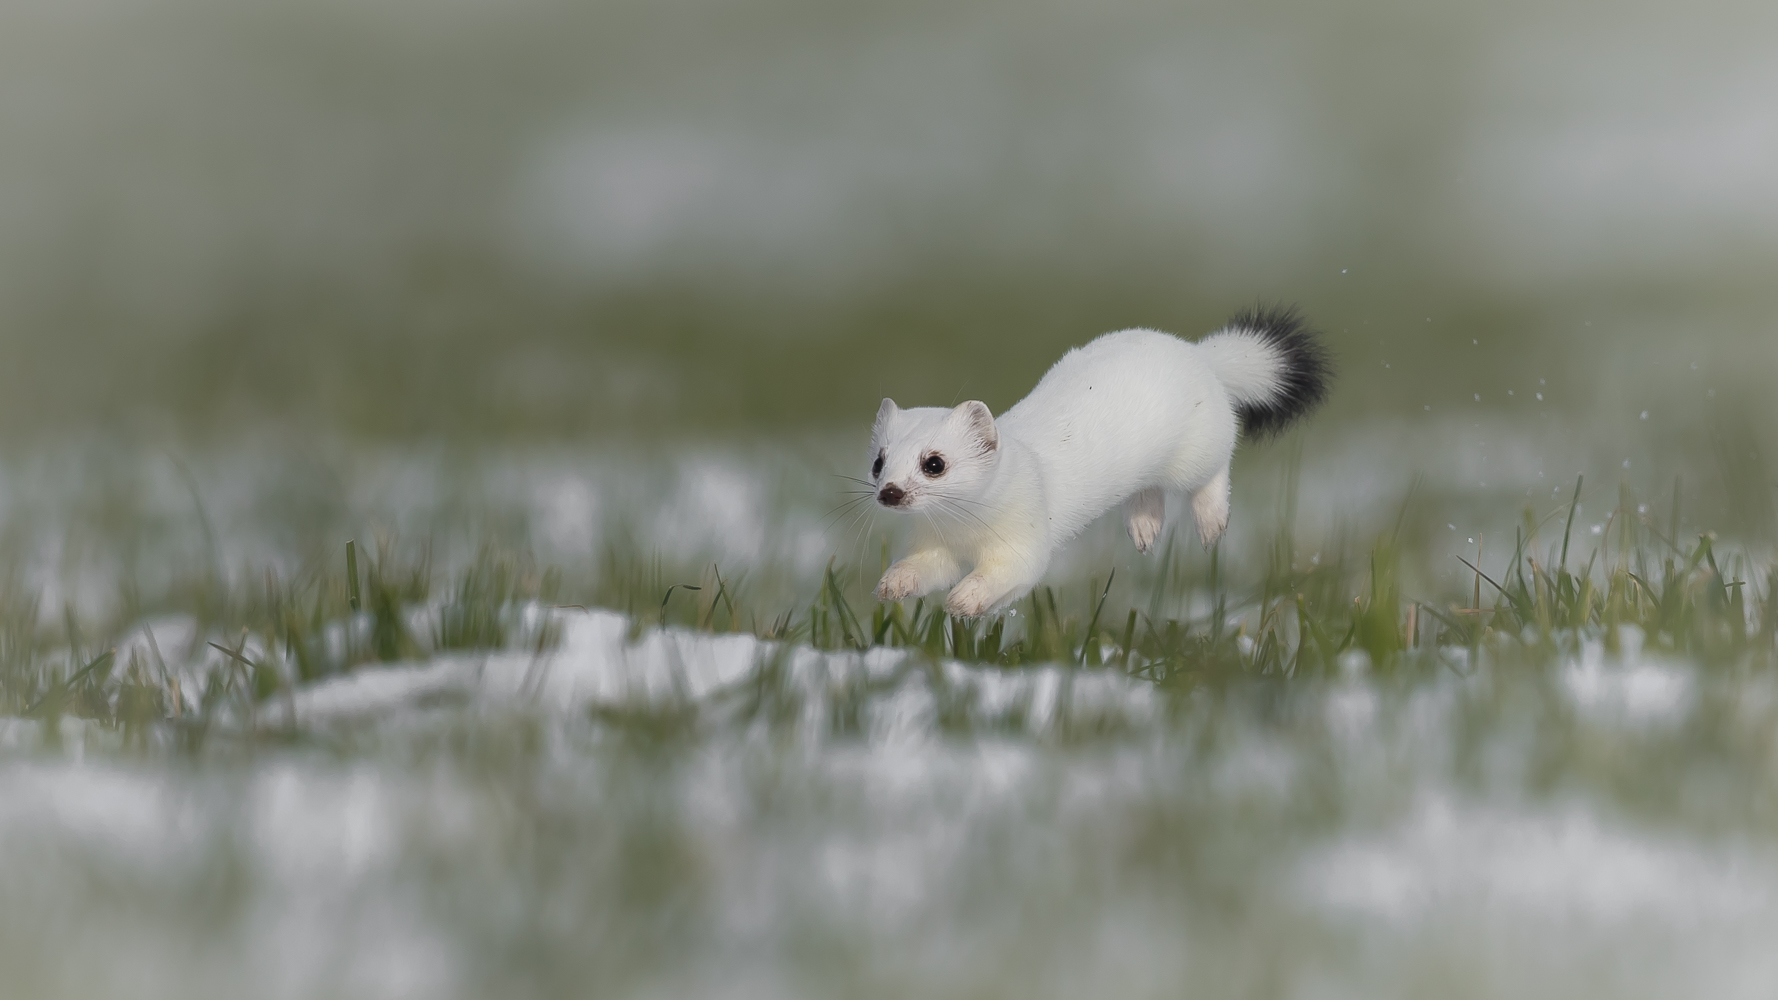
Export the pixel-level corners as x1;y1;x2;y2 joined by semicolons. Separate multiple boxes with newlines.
1189;467;1231;547
1124;487;1165;554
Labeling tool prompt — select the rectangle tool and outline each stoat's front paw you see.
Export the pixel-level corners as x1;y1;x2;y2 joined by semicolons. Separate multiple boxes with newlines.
944;574;1001;618
1127;510;1163;554
875;561;924;602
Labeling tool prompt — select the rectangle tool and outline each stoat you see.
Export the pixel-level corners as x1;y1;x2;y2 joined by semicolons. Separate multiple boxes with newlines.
867;307;1331;617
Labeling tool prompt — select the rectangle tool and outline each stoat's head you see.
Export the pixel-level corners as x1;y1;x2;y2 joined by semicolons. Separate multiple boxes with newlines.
868;398;1000;512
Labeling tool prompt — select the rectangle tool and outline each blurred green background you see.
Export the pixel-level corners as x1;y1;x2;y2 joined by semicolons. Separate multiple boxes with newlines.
3;0;1775;442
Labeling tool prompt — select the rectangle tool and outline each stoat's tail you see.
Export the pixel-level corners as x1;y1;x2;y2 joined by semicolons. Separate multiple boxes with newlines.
1198;306;1332;438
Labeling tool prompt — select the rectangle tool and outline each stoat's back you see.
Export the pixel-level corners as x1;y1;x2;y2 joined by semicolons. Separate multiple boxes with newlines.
999;330;1233;532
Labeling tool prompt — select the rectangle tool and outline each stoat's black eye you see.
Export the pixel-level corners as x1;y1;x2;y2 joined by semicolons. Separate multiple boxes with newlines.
871;452;884;478
920;454;946;477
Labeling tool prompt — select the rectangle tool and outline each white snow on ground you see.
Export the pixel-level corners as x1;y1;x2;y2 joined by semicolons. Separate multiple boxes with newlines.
0;617;1770;999
0;761;463;1000
279;609;1159;739
1300;794;1774;928
1561;632;1694;728
1295;795;1778;1000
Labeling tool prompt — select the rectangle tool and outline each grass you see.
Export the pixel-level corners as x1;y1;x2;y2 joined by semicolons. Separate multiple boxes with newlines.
0;541;560;728
636;473;1778;685
7;461;1778;1000
2;469;1773;740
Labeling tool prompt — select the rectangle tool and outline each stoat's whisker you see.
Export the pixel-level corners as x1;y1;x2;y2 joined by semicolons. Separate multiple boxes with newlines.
820;494;873;530
933;496;1010;548
921;508;952;552
931;490;994;510
843;503;878;570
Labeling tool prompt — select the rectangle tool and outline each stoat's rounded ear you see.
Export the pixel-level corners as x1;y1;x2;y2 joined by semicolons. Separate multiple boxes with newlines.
951;400;998;453
874;398;900;435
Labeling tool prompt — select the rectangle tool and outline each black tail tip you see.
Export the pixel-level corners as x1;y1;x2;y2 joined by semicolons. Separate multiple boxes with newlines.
1229;305;1332;439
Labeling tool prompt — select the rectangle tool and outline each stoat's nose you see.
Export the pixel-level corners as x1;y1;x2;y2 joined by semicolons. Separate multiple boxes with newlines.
877;484;906;507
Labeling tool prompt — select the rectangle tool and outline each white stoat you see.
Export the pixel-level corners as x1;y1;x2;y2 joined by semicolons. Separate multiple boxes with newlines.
866;307;1331;617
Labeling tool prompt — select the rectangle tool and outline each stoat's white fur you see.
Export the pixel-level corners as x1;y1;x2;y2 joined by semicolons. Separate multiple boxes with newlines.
868;311;1329;617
